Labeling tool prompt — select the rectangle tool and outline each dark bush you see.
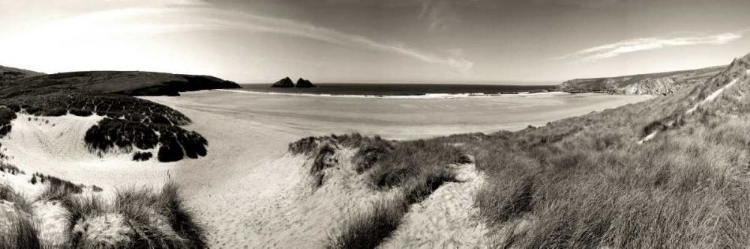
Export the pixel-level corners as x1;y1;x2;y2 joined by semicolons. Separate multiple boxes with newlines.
0;163;22;175
352;140;393;173
133;151;153;161
0;91;191;125
0;107;16;137
310;144;338;187
85;118;159;153
35;173;84;195
6;104;21;112
41;107;68;116
0;216;42;249
85;118;207;162
177;132;208;159
69;109;92;117
328;198;407;249
289;137;319;155
158;133;185;162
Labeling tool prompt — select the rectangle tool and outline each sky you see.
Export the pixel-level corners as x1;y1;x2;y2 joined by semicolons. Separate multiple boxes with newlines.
0;0;749;84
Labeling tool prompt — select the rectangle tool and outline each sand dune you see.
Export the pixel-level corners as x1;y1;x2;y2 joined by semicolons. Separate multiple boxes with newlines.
0;113;174;191
141;91;650;247
0;90;651;247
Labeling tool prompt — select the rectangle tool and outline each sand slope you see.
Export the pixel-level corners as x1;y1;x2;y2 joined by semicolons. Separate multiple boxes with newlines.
0;114;173;191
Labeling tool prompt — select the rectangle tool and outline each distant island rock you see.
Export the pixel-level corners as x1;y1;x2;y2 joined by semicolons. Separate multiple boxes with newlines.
296;78;315;88
272;77;295;88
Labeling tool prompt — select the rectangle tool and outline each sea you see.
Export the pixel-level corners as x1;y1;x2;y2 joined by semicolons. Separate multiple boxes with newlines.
239;83;558;97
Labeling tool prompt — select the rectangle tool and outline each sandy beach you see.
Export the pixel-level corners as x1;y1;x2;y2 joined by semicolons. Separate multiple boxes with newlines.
144;91;652;247
0;90;651;247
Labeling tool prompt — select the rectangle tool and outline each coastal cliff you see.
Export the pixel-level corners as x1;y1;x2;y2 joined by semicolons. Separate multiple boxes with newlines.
559;66;724;95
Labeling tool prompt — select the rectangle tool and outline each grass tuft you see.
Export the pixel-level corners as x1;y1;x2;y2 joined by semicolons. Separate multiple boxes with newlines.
0;215;42;249
328;197;408;249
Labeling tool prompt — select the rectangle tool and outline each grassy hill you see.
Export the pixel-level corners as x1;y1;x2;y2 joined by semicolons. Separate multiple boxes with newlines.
296;52;750;248
0;70;241;98
0;67;241;163
559;66;725;95
0;65;43;85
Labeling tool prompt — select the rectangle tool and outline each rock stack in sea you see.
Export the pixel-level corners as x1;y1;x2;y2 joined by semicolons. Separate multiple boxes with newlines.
272;77;295;88
296;78;315;88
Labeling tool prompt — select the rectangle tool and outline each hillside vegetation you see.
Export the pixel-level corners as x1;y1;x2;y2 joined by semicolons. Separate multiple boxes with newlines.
0;68;238;163
0;65;43;85
293;53;750;248
0;70;241;98
559;65;724;95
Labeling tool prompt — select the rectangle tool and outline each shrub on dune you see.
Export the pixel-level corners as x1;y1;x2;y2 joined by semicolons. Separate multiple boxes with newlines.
62;182;206;249
0;215;42;249
300;135;472;248
328;197;408;249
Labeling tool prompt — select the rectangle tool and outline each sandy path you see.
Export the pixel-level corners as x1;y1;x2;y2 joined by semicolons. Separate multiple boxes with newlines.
380;163;488;248
685;79;739;115
640;73;746;144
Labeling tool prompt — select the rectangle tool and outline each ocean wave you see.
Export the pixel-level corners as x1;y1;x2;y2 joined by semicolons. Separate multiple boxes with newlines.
216;89;566;99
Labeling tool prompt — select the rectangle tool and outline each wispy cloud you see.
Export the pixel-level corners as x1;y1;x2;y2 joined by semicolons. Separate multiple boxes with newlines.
417;0;460;31
209;10;474;72
556;32;745;62
10;5;473;73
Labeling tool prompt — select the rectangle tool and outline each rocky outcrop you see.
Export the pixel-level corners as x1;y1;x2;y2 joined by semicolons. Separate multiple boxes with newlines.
272;77;295;88
296;78;316;88
559;66;724;95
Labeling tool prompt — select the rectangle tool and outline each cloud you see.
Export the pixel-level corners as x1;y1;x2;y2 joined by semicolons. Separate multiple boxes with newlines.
4;5;472;73
219;10;474;72
530;0;647;8
556;32;745;62
536;0;620;7
417;0;460;31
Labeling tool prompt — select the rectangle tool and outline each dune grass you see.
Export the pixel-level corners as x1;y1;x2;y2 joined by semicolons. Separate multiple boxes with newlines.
0;185;33;217
46;182;207;248
0;216;42;249
0;170;207;249
460;56;750;248
322;54;750;248
0;183;42;249
292;134;471;248
328;197;408;249
0;163;24;175
473;126;750;248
